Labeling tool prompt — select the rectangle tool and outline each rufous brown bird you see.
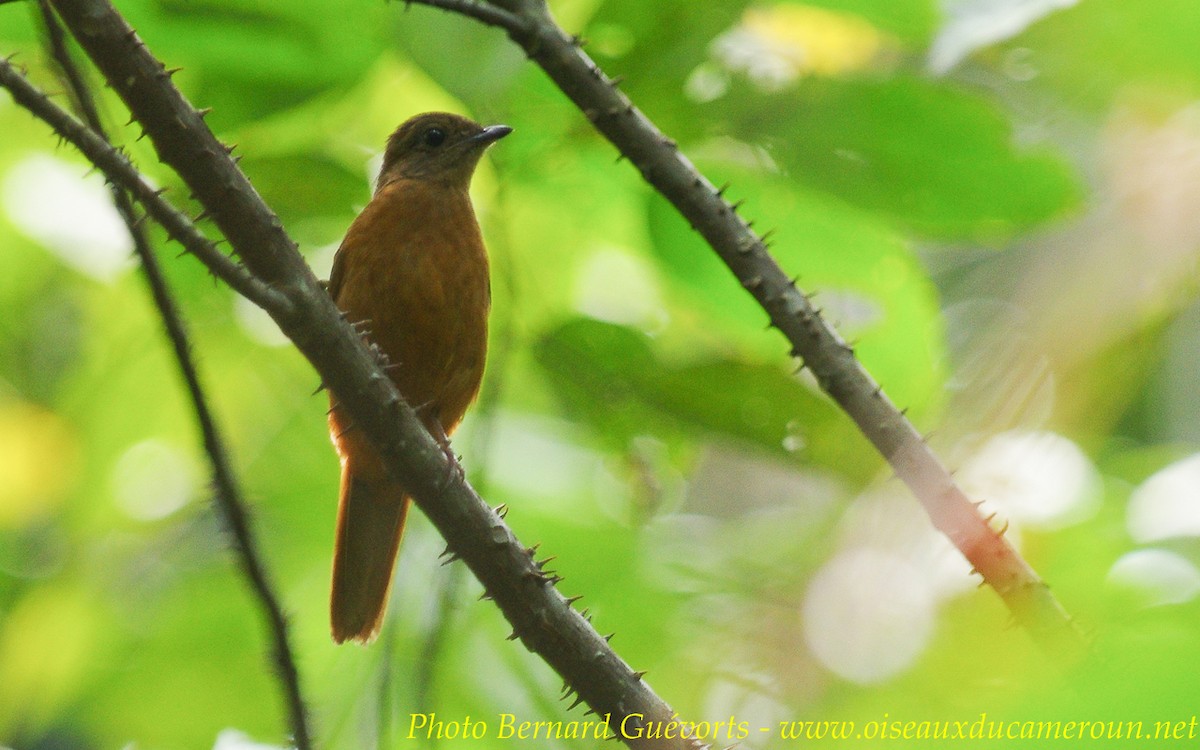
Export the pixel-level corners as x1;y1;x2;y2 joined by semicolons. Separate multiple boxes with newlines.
326;112;510;644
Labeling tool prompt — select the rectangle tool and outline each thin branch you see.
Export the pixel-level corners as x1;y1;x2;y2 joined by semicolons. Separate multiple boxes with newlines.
409;0;1082;650
399;0;526;31
33;1;705;747
32;6;312;748
0;58;281;311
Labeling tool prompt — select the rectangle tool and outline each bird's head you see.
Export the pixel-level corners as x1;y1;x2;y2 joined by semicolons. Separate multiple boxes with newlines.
377;112;511;190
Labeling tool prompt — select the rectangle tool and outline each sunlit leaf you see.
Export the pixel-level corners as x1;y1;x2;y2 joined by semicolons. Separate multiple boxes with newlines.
717;75;1081;239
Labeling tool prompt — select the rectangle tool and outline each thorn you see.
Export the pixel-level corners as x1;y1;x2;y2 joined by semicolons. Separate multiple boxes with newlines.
439;553;460;566
165;66;182;76
568;694;586;710
493;502;508;517
536;555;558;568
478;590;492;601
730;198;745;212
715;182;730;197
197;107;212;118
609;74;624;87
603;632;614;642
311;381;326;395
439;544;455;558
565;594;583;606
632;670;648;681
507;630;520;641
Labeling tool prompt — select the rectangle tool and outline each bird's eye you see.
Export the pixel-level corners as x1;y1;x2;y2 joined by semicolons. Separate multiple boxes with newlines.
423;127;446;147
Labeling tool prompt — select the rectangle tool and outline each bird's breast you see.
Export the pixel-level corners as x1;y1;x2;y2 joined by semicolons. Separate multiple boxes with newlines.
332;179;491;431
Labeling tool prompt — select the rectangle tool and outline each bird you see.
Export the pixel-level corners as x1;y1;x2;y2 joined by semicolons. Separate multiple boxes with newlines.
326;112;510;644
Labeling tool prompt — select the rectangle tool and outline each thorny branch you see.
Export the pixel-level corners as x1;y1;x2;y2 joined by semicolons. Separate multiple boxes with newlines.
405;0;1082;651
0;65;280;308
2;0;709;747
0;0;1085;745
32;4;312;748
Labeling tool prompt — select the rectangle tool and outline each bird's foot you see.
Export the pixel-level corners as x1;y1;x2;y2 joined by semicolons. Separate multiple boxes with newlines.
415;405;465;489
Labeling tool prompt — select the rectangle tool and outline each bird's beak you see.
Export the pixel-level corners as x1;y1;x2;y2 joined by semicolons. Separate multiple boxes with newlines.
470;125;513;146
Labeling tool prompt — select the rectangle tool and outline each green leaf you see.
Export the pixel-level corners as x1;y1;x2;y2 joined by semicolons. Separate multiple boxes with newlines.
1013;0;1200;110
719;75;1082;240
121;0;389;126
534;317;878;479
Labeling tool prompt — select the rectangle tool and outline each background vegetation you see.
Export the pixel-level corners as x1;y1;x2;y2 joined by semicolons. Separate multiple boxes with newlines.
2;0;1200;747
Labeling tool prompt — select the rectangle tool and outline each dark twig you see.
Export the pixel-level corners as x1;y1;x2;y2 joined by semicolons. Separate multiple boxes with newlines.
32;6;312;748
399;0;526;30
0;59;281;311
407;0;1081;651
34;1;701;747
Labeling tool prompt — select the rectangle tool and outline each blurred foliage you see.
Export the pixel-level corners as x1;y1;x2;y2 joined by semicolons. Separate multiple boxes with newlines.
2;0;1200;748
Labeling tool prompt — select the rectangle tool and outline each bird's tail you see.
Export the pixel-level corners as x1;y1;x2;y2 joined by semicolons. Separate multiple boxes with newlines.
330;470;409;644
